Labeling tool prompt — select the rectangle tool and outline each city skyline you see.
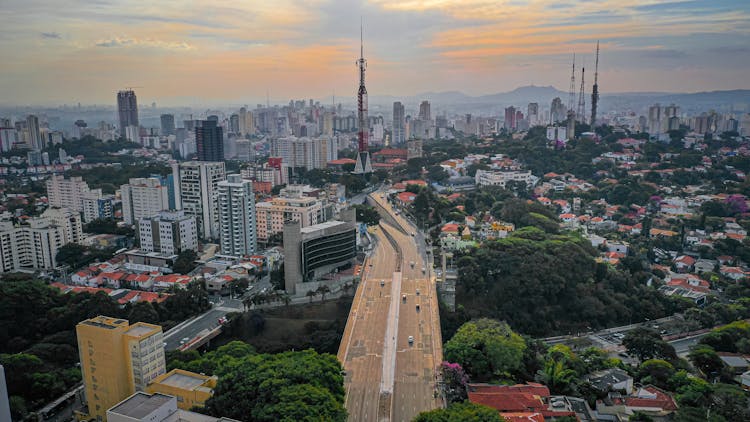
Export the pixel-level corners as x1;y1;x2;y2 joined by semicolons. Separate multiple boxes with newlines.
1;1;749;106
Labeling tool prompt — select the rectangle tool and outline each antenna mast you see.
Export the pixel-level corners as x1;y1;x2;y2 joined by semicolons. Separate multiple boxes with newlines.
567;54;576;112
590;41;600;129
577;65;586;124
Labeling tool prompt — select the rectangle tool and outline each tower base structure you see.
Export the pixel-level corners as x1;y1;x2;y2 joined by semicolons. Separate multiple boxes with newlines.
353;151;373;174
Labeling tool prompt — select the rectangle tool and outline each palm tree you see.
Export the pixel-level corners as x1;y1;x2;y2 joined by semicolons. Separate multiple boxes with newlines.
306;290;316;303
538;359;577;395
280;292;291;307
317;285;331;301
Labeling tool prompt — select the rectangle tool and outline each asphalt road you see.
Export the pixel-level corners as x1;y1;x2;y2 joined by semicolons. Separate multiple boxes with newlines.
339;191;443;421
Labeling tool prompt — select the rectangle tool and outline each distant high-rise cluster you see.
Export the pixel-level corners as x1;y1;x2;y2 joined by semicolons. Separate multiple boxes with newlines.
392;101;405;145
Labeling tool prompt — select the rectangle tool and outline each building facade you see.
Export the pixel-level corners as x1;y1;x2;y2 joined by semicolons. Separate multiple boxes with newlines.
195;120;224;162
160;114;175;136
41;207;84;244
82;192;113;223
138;210;198;256
255;191;324;242
0;219;65;272
475;169;534;188
46;174;94;212
218;175;257;257
117;90;139;139
121;178;171;225
76;316;165;422
392;101;405;145
172;161;226;239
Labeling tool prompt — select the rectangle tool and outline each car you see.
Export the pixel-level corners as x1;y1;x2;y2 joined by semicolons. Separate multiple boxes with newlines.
416;304;420;312
410;261;415;268
618;352;628;358
408;336;414;345
411;232;415;236
416;289;420;296
402;294;407;303
380;280;385;287
421;267;426;274
181;337;190;342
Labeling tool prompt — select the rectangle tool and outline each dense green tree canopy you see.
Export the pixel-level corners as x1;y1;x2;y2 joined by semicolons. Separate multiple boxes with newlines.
413;401;504;422
622;328;677;362
444;319;526;381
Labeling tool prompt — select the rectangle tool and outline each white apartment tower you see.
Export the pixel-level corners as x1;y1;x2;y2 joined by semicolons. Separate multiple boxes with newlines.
138;210;198;256
172;161;226;239
218;175;257;257
41;207;84;244
0;219;65;272
121;178;171;225
46;174;94;212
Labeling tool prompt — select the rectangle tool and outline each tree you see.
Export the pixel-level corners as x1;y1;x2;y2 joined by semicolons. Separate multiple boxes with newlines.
622;328;676;362
637;359;675;389
711;383;750;421
688;345;725;378
444;319;526;381
538;359;577;395
441;362;469;403
128;301;160;324
172;249;198;274
427;165;449;182
413;401;503;422
353;204;381;226
316;285;331;301
306;290;316;303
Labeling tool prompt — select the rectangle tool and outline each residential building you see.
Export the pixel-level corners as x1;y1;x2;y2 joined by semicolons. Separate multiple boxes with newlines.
418;100;431;121
82;192;113;223
392;101;406;145
76;316;166;421
160;114;175;136
283;216;356;295
172;161;226;239
255;187;324;242
269;136;334;170
475;169;535;188
145;369;217;411
106;392;238;422
218;175;256;257
0;365;10;422
117;90;139;139
196;120;224;162
41;207;84;244
0;218;65;272
407;139;423;160
504;106;517;130
27;114;43;150
46;174;94;212
121;178;171;225
527;103;539;126
138;210;198;256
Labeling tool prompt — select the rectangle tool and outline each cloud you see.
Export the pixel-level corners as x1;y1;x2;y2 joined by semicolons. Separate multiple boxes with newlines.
41;32;61;39
95;37;192;50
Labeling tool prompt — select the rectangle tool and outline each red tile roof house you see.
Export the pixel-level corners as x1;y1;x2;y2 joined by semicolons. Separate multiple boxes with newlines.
467;383;577;420
396;191;416;205
596;385;678;420
720;266;747;281
673;255;696;273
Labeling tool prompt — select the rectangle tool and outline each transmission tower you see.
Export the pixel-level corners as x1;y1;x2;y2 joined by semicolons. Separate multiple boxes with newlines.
567;54;576;112
590;41;600;129
577;66;586;124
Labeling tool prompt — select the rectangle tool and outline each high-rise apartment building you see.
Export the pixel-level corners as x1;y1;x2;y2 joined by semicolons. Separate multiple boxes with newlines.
160;114;175;136
41;207;83;244
76;316;165;422
218;175;256;257
418;100;431;121
81;191;113;223
172;161;226;239
117;90;139;139
121;178;171;225
648;104;662;135
527;103;539;127
138;210;198;256
0;218;65;272
392;102;405;145
504;106;517;130
229;114;240;134
550;97;566;124
46;174;94;212
195;120;224;162
270;136;333;170
26;114;43;150
255;186;324;242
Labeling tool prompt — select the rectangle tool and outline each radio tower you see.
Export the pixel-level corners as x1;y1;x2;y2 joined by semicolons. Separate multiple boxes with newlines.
590;41;600;129
577;65;586;124
353;21;373;174
566;54;577;140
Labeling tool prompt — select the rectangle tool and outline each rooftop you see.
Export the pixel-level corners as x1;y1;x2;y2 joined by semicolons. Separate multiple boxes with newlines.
108;392;173;419
80;316;128;330
157;370;211;390
125;322;160;337
300;220;349;234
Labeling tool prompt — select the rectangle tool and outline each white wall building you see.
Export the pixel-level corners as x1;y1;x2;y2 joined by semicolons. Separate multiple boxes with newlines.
121;177;170;225
172;161;226;239
45;174;94;212
475;169;535;188
138;210;198;256
218;175;257;257
41;207;83;244
0;218;65;272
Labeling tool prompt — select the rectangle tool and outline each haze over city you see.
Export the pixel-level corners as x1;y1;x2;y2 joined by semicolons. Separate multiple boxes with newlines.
2;0;750;105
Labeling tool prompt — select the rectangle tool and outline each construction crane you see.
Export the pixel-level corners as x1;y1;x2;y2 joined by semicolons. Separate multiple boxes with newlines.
577;65;586;125
590;41;600;129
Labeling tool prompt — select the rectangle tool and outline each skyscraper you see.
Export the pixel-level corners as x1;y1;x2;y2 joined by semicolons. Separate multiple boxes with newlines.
504;106;517;130
551;97;566;124
418;100;431;121
138;210;198;256
218;175;257;257
76;316;165;422
172;161;226;239
195;119;224;162
121;177;171;225
527;103;539;127
117;90;139;139
26;114;42;150
229;114;240;134
392;102;405;145
160;114;175;136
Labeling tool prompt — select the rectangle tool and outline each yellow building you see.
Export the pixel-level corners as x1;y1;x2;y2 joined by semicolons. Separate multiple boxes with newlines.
76;316;166;422
146;369;217;410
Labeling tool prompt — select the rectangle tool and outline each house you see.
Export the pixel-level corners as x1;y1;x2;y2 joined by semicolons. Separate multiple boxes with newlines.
607;242;629;254
717;353;750;375
694;259;716;274
673;255;696;273
720;266;746;281
467;383;577;420
441;223;460;236
585;368;634;395
396;191;416;205
595;385;678;420
741;370;750;390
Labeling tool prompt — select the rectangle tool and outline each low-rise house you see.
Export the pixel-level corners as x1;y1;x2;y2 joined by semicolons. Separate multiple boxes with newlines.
718;353;750;375
467;383;577;421
720;266;746;281
594;385;678;421
585;368;634;395
694;259;717;273
673;255;696;273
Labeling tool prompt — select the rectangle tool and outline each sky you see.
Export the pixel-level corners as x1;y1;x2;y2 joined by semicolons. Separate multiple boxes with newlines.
1;0;749;106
